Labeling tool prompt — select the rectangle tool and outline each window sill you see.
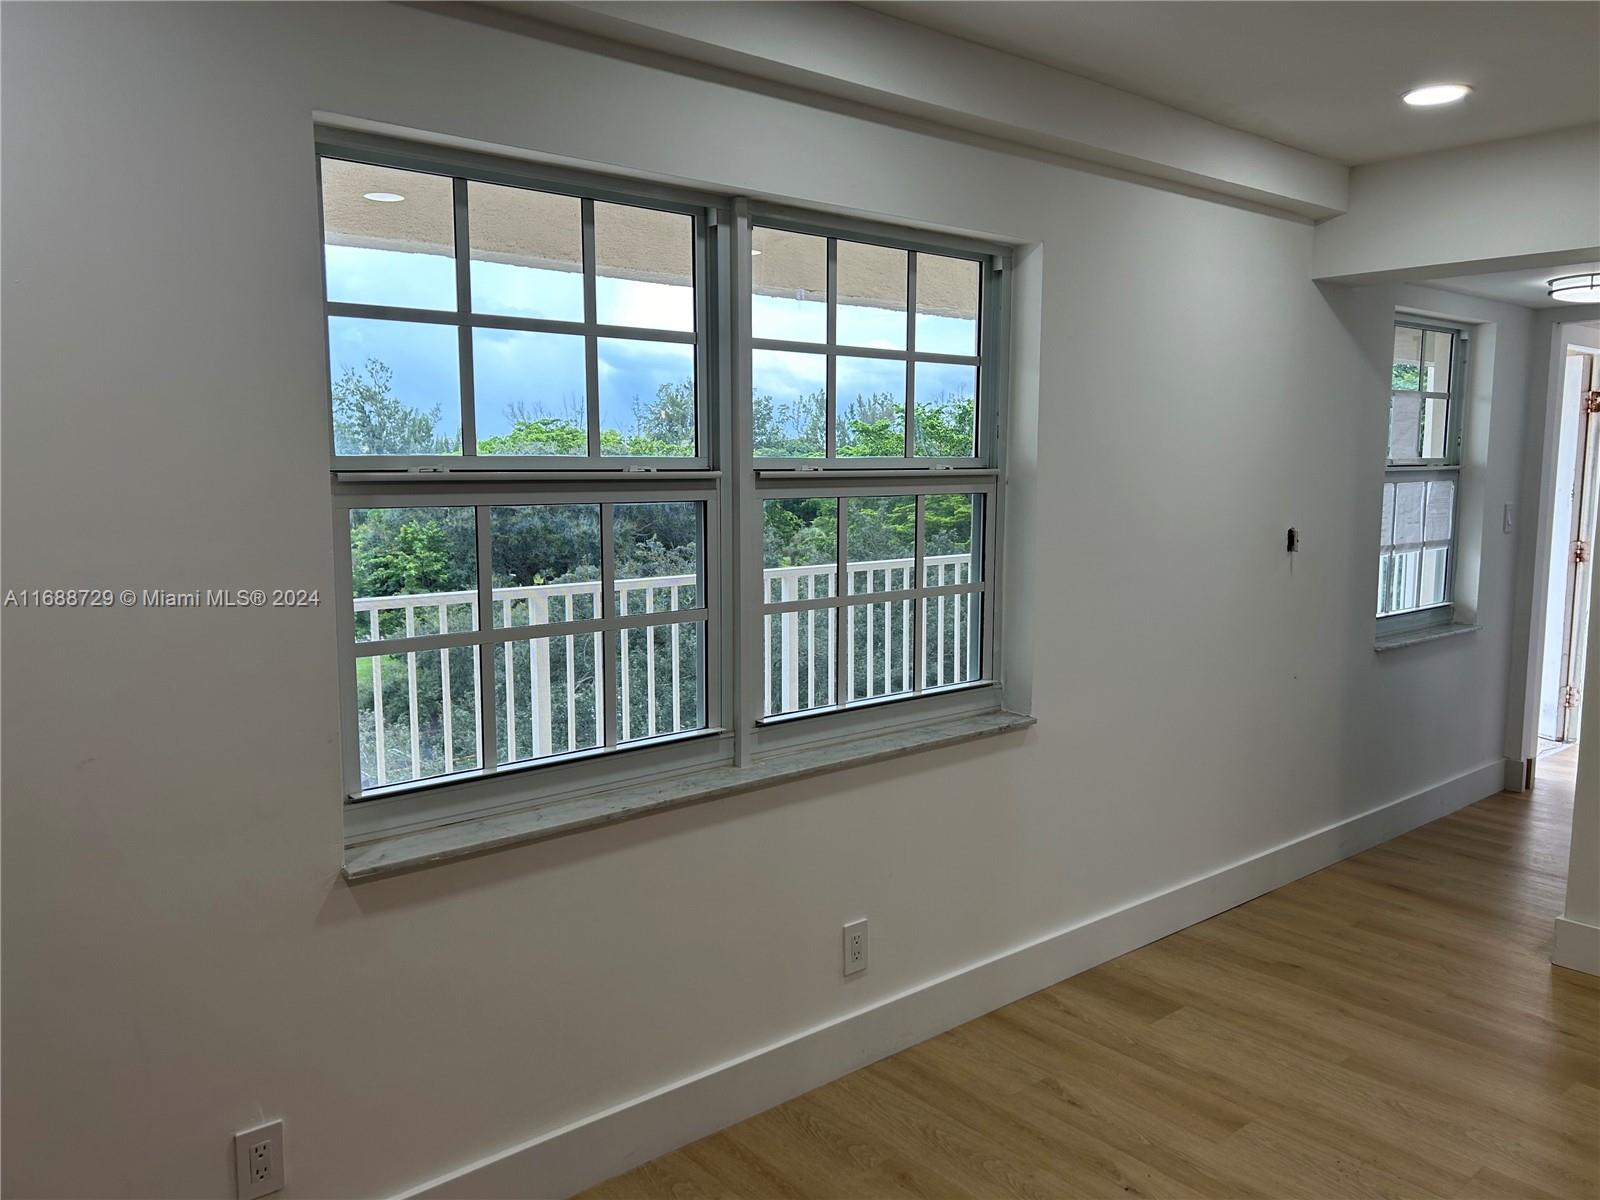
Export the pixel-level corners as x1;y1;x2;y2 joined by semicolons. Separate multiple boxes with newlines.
1374;622;1480;653
343;708;1035;881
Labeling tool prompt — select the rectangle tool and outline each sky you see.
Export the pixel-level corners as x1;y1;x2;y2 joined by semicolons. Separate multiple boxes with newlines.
324;242;977;454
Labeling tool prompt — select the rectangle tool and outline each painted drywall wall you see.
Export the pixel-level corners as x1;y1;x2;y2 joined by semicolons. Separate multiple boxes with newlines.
0;4;1543;1196
1313;125;1600;284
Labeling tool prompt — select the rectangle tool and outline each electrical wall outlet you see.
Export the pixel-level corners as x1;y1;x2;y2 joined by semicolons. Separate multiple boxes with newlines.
843;918;868;976
234;1120;284;1199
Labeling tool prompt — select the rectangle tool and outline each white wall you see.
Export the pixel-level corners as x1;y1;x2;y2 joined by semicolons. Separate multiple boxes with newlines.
0;5;1546;1197
1313;125;1600;283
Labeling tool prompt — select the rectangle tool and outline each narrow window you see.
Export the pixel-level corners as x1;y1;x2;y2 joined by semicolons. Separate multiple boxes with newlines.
1377;321;1464;627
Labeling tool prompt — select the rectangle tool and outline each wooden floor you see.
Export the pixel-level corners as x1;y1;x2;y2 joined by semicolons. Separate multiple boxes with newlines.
584;753;1599;1199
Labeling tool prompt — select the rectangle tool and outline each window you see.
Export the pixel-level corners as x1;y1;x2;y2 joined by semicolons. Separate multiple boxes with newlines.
322;135;1011;830
1377;320;1464;626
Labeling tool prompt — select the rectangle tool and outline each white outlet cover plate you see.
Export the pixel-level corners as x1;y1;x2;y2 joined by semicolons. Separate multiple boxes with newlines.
843;918;868;976
234;1120;284;1200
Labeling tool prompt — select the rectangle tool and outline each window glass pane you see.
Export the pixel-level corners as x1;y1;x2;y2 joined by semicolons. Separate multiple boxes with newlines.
764;498;838;601
490;505;601;628
614;503;703;609
1379;481;1396;547
468;181;583;322
914;362;978;457
846;496;916;596
329;317;461;456
752;227;825;343
321;160;456;311
1422;330;1453;394
1425;479;1455;542
924;494;981;586
846;600;914;703
1392;326;1422;391
1421;395;1450;459
915;254;980;355
1392;481;1426;546
753;349;826;458
837;357;907;457
594;202;694;332
1392;549;1422;611
350;506;477;641
357;646;478;791
837;241;907;350
923;591;982;690
617;621;705;743
472;329;587;455
1387;392;1421;461
766;609;837;717
597;339;695;456
497;632;602;765
1419;547;1449;607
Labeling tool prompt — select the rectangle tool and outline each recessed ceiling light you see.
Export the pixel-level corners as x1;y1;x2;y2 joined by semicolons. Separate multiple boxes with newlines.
1549;273;1600;304
362;191;405;203
1403;83;1471;107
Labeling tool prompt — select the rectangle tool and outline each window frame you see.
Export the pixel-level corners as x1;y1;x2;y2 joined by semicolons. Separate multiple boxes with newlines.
319;132;1014;842
746;209;991;469
318;136;716;473
1377;318;1468;633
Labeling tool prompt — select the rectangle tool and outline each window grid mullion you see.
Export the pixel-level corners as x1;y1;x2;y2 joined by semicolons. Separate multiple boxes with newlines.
474;504;499;774
905;252;918;460
582;198;601;461
600;501;619;750
452;178;477;456
826;237;838;460
835;494;848;709
912;494;926;694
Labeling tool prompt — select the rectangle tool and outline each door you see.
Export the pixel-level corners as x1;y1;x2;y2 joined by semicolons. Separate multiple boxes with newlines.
1557;351;1600;741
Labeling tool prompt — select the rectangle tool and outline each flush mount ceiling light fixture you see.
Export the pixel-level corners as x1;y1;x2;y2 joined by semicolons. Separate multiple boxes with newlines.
362;191;405;203
1403;83;1472;107
1549;273;1600;304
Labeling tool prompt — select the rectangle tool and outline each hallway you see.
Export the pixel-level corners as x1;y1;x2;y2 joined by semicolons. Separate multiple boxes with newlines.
587;755;1598;1198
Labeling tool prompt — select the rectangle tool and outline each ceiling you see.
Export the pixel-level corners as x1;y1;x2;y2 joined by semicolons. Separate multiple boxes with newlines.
1427;262;1600;308
858;2;1600;165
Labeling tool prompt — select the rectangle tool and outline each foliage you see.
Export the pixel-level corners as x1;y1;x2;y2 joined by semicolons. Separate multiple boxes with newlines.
1392;362;1420;391
333;359;459;456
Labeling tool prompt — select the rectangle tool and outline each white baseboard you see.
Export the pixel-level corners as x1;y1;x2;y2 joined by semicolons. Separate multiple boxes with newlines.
400;758;1505;1200
1553;916;1600;976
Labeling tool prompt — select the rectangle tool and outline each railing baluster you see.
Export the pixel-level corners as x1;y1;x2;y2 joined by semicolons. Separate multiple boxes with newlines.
620;591;632;742
670;585;681;733
565;629;577;753
646;586;658;738
937;592;947;688
370;608;386;786
502;598;516;762
532;593;551;758
763;596;773;716
591;627;602;747
781;572;799;714
470;599;482;768
405;606;421;779
439;602;453;774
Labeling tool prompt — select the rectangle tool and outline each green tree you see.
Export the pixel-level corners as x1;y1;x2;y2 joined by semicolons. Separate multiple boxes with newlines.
332;359;459;455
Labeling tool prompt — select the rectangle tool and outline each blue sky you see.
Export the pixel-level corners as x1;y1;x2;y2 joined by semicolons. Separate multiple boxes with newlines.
325;244;976;451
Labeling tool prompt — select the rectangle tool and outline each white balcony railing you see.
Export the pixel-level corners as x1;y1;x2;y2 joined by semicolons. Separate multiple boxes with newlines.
353;554;976;790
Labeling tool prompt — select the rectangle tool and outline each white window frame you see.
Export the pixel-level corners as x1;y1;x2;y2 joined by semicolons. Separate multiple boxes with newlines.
321;133;1014;850
1377;318;1468;635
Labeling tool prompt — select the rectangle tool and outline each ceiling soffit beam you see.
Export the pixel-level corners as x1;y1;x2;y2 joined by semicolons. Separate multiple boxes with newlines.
475;0;1349;220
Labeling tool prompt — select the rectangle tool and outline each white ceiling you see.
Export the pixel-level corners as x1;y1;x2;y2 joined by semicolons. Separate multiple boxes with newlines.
1426;262;1600;308
859;2;1600;165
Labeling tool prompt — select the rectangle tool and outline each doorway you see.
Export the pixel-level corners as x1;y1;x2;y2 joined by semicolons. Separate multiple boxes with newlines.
1539;336;1600;750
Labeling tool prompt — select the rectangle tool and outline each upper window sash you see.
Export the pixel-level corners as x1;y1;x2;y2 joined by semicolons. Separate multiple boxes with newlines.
744;208;1003;471
1387;320;1466;469
317;142;716;473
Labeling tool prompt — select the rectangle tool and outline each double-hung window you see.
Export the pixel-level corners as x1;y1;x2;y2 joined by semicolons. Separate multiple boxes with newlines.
320;135;1013;850
1377;320;1466;630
